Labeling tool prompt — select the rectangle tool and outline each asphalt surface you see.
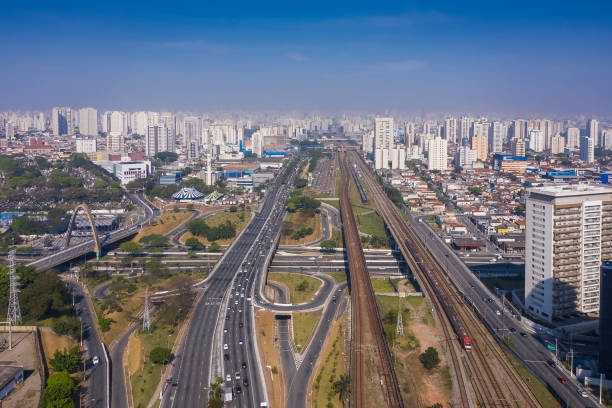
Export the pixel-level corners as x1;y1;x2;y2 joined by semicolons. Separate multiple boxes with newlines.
409;215;600;408
161;157;303;408
65;280;108;408
255;272;336;312
110;323;139;408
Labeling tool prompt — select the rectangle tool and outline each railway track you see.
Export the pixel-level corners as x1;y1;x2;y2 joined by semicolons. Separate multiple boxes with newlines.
338;151;404;408
348;150;540;408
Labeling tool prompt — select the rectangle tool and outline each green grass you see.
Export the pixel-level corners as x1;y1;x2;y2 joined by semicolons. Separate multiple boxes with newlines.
312;319;346;408
375;295;419;350
131;323;178;408
268;273;322;304
370;278;396;293
331;228;344;247
355;211;386;237
505;352;561;408
326;272;347;283
335;166;342;195
292;312;319;352
321;199;340;210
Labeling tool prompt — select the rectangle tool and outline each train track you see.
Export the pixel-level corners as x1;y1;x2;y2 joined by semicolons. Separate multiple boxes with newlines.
348;150;540;408
338;151;404;408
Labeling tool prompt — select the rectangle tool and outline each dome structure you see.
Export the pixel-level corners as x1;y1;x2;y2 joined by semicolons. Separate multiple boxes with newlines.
172;187;205;200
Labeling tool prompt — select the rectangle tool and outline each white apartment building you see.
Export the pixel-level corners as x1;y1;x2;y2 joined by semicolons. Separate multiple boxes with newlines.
551;135;565;154
566;127;580;150
51;107;74;136
528;129;545;152
444;117;457;143
131;111;149;135
455;146;477;167
489;121;505;153
362;131;374;154
183;116;201;160
404;122;415;146
78;107;98;136
76;138;97;153
145;125;175;157
459;116;474;143
374;117;394;150
427;137;447;171
525;185;612;322
587;119;599;147
580;136;594;163
107;132;123;153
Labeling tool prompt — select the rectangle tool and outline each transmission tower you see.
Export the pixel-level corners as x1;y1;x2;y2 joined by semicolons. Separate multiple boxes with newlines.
395;298;403;337
7;250;22;325
142;288;151;331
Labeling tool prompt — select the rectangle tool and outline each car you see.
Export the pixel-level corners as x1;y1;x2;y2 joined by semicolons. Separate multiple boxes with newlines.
239;322;244;328
226;374;231;382
495;310;501;316
239;338;244;345
224;353;230;361
224;328;228;333
235;385;242;394
510;328;516;333
547;360;556;367
235;301;239;305
242;361;247;369
243;378;249;387
223;343;229;350
226;315;230;320
235;371;241;380
577;389;588;398
519;332;527;337
558;377;567;384
92;356;99;365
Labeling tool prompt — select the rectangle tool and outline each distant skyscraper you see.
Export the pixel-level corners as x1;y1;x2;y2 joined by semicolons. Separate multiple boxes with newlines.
459;116;473;142
580;136;594;163
512;119;526;140
551;135;565;154
603;131;612;150
5;122;15;140
34;113;45;131
51;106;73;136
105;111;127;134
375;117;394;150
587;119;599;147
145;125;175;157
512;138;526;157
404;122;415;146
362;131;374;154
183;116;200;160
566;127;580;151
131;111;149;135
528;130;545;152
427;137;447;171
444;117;457;143
252;130;264;157
78;107;97;136
471;134;488;161
488;121;504;153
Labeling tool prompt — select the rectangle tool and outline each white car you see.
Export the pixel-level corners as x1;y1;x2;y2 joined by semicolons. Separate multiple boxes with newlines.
577;389;588;398
223;343;229;350
226;374;231;382
92;356;99;365
495;310;501;316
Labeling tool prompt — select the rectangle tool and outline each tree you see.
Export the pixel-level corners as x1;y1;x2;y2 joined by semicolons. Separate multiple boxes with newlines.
119;241;143;254
49;346;82;373
150;346;171;364
41;371;75;408
139;234;170;248
11;215;45;235
209;242;220;252
51;316;81;340
154;151;178;163
185;237;205;250
229;206;237;212
320;239;337;252
333;374;351;406
426;404;443;408
468;186;482;196
419;346;440;369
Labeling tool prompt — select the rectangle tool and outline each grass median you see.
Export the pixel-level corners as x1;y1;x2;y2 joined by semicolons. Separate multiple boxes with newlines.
292;312;320;352
268;273;322;304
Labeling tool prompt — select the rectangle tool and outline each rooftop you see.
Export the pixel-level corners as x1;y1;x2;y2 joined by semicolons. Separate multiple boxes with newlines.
527;184;612;198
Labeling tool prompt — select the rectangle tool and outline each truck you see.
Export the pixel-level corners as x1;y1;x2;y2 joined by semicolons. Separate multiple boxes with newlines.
223;386;233;403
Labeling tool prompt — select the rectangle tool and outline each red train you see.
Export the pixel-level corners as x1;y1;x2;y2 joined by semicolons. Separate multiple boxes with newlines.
409;241;472;350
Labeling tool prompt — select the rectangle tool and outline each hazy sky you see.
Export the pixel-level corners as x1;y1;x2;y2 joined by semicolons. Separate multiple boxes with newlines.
2;0;611;116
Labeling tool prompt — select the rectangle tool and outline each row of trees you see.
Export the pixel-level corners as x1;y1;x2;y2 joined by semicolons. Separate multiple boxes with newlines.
186;219;236;242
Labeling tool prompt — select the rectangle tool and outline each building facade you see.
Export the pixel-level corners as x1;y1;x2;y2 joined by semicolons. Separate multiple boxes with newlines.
374;117;394;150
427;137;448;171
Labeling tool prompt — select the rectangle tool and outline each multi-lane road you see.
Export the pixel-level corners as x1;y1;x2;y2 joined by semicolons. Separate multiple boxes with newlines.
161;157;303;407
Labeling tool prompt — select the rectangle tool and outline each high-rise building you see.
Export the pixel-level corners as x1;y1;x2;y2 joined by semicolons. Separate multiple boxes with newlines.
603;130;612;150
404;122;415;146
131;111;149;135
528;130;545;152
34;113;45;131
78;107;97;136
512;138;526;157
587;119;599;147
374;117;394;150
541;119;553;150
525;185;612;322
183;116;201;160
459;116;473;143
251;131;264;157
362;131;374;154
145;125;175;157
471;134;488;161
489;121;504;153
76;138;97;153
566;127;580;151
104;111;127;134
580;136;594;163
551;135;565;154
455;146;477;168
444;117;457;143
427;137;447;171
600;261;612;377
512;119;526;140
107;132;123;153
51;107;74;136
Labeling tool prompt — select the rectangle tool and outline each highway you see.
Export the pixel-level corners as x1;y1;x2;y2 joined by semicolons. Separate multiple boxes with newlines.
409;215;601;407
161;156;302;408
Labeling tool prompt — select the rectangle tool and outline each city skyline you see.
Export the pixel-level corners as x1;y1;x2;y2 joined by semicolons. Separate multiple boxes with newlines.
2;1;612;115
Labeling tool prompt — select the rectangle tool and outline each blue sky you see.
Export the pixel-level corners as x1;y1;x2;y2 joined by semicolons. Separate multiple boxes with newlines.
1;1;611;116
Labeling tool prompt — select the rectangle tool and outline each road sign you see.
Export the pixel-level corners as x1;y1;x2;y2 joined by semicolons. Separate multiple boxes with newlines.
547;344;556;351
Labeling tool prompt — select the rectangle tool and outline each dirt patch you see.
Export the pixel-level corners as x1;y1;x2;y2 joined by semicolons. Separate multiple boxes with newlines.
127;331;143;376
255;310;285;408
40;329;77;368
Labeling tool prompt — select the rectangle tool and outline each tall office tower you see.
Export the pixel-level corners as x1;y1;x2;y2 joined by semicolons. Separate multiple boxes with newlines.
251;131;264;157
471;134;488;161
362;131;374;154
131;111;149;135
524;185;612;322
566;127;580;150
404;122;415;146
600;261;612;377
444;117;457;143
512;138;526;157
78;107;97;136
512;119;526;140
107;132;124;153
76;138;97;153
455;146;477;167
34;113;45;131
587;119;599;147
374;117;394;150
580;136;594;163
145;125;175;157
551;135;565;154
51;107;74;136
488;121;504;153
528;130;545;152
183;116;201;160
427;137;448;171
459;116;473;142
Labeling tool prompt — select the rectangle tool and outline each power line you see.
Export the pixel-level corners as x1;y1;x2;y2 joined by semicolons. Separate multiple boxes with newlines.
7;250;22;325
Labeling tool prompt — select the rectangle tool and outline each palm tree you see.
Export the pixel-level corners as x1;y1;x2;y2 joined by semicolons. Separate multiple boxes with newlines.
333;374;351;406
